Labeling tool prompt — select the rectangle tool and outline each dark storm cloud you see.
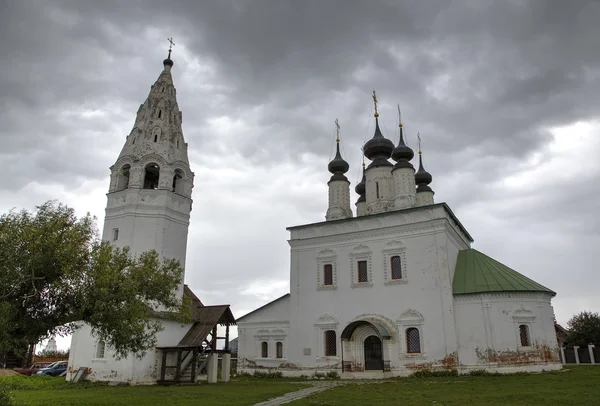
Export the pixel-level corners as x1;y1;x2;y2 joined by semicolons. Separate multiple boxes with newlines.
1;0;599;327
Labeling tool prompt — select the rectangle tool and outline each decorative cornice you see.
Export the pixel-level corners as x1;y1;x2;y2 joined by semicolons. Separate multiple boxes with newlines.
453;292;554;303
289;218;447;248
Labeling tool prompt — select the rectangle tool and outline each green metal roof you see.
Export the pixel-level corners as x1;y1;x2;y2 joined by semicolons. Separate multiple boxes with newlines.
452;249;556;296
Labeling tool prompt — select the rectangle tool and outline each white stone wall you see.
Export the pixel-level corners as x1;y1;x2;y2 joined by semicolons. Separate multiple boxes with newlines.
416;191;434;207
67;319;193;384
237;296;291;368
454;292;561;370
285;207;471;373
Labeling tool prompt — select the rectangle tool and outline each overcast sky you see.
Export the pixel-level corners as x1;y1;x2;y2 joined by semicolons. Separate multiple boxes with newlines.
2;0;599;351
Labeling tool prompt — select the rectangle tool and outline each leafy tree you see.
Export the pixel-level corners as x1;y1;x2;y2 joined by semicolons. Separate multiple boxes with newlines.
0;201;190;360
567;311;600;347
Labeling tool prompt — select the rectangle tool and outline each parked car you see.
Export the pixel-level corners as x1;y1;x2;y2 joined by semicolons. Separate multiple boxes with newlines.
36;361;68;377
13;362;53;376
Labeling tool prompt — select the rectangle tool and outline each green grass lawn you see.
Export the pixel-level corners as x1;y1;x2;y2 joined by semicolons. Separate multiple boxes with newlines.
289;366;600;406
2;366;599;406
1;375;309;406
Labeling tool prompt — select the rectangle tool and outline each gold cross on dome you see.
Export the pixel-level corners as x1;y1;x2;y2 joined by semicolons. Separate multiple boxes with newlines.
372;90;379;117
335;118;340;142
167;37;175;58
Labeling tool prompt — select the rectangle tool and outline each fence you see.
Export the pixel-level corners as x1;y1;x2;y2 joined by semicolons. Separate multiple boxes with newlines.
560;344;598;364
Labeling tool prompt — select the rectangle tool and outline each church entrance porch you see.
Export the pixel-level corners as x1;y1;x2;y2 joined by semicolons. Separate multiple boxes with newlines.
340;320;391;373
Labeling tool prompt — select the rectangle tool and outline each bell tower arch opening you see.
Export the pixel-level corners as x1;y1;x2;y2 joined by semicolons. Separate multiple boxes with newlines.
116;164;131;191
143;163;160;189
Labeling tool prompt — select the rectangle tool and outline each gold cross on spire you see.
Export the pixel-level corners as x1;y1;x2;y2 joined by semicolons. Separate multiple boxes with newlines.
417;132;422;155
167;37;175;58
372;90;379;118
335;118;340;142
398;104;403;128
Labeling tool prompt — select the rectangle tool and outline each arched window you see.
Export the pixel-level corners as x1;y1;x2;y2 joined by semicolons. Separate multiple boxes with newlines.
116;164;131;191
176;139;180;148
324;330;337;356
172;169;184;194
323;264;333;286
96;340;106;359
261;341;268;358
143;163;160;189
390;255;402;280
154;134;158;142
519;324;530;346
132;136;136;145
158;110;162;119
406;328;421;353
276;342;283;359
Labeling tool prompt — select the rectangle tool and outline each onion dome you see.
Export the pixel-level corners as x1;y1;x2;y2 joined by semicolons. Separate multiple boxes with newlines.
355;164;366;203
391;119;414;170
415;152;433;193
164;40;175;68
328;142;350;182
363;91;394;168
328;119;349;182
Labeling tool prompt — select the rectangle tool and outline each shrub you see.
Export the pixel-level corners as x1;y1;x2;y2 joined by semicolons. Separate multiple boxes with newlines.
325;371;340;380
252;371;284;379
468;369;501;377
410;369;459;378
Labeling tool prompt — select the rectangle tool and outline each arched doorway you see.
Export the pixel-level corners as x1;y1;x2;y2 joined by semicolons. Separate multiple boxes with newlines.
364;335;383;370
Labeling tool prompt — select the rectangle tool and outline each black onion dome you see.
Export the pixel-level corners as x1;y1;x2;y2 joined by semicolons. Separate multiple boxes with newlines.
163;58;174;68
363;118;394;168
415;153;433;193
328;143;349;175
392;127;414;162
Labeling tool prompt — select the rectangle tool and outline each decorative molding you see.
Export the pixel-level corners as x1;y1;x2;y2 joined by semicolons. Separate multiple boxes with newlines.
382;239;408;284
314;314;339;328
350;245;373;287
316;250;338;290
454;292;553;303
397;309;424;324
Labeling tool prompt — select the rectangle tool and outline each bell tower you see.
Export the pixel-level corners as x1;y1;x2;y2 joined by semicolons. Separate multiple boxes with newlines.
102;46;194;298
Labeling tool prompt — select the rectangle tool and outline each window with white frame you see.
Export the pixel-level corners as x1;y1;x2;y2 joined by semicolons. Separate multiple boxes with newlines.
350;245;372;287
276;342;283;358
317;249;337;290
512;307;535;348
314;314;339;358
383;240;408;285
397;309;425;357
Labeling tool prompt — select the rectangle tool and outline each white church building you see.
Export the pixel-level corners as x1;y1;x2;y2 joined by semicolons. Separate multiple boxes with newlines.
66;51;235;385
237;95;561;377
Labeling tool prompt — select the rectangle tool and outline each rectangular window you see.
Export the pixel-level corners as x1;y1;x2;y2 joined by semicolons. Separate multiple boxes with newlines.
519;325;530;346
276;342;283;358
391;255;402;280
323;264;333;285
261;341;268;358
113;228;119;241
358;260;368;283
324;330;337;356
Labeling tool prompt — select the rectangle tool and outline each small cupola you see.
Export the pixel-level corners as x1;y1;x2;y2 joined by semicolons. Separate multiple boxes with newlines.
363;91;394;169
328;119;350;181
355;162;366;202
415;134;433;193
391;107;415;170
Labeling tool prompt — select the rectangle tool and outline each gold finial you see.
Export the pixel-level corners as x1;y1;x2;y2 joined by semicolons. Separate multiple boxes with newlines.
417;132;422;155
398;104;403;128
372;90;379;118
361;147;366;168
335;118;340;143
167;37;176;59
